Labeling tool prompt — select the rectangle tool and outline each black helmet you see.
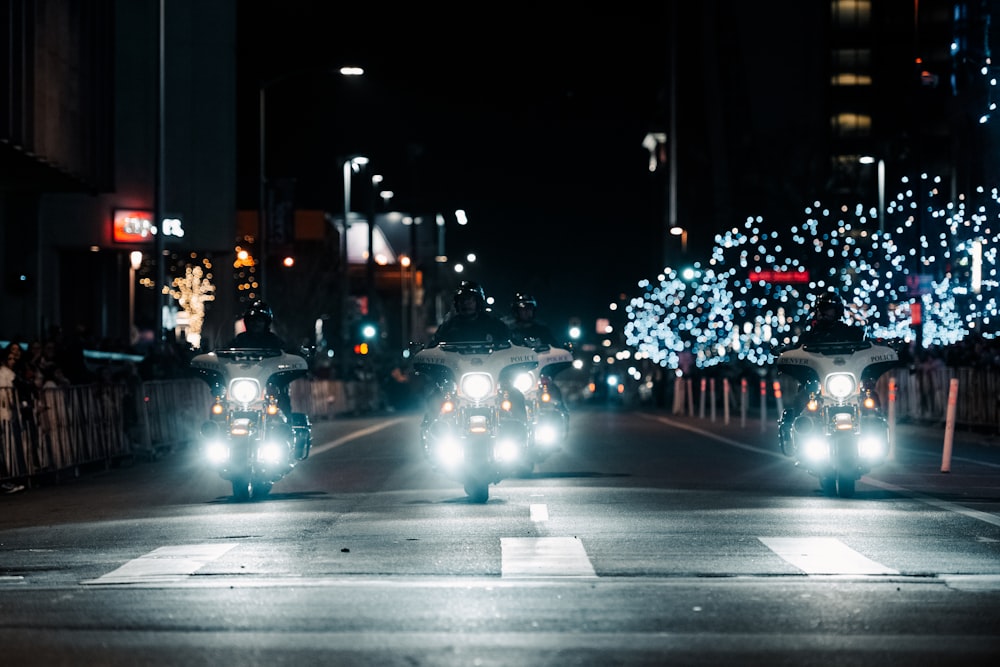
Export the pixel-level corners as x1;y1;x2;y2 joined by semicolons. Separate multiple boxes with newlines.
511;292;537;312
812;292;845;322
243;300;274;329
453;281;486;311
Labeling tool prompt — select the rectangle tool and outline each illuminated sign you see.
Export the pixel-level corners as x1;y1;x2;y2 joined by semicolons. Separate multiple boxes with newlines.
748;270;810;283
112;209;185;243
113;209;155;243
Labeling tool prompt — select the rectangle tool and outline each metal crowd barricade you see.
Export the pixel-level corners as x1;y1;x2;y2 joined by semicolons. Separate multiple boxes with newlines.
2;375;380;485
289;379;346;420
139;379;213;456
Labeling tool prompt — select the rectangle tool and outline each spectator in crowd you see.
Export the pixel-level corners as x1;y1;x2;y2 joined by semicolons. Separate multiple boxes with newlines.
1;344;27;494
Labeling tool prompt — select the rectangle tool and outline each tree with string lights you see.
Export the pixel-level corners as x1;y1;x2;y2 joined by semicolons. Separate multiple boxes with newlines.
624;174;1000;371
168;260;216;350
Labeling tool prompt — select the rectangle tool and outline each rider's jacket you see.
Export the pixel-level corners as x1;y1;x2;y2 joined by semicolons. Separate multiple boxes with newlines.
430;312;513;346
796;320;866;346
505;319;558;347
229;331;286;349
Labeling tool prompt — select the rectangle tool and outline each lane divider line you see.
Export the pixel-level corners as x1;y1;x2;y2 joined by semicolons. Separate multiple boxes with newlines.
530;504;549;522
310;417;409;456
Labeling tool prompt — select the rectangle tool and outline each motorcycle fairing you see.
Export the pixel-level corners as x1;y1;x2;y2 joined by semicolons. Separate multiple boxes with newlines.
775;340;900;395
191;348;308;401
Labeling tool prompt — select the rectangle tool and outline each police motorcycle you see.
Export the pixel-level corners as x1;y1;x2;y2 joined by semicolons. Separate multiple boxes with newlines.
190;348;312;501
411;338;538;502
774;338;900;498
510;337;574;471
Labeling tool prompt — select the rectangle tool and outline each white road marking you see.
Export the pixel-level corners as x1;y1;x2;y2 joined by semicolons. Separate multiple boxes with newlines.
530;504;549;522
643;413;1000;528
759;537;899;575
310;417;408;456
82;544;237;585
862;477;1000;528
501;537;597;578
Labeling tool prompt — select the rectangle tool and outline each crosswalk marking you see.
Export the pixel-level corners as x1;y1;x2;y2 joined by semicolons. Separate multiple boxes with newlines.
82;544;237;585
530;504;549;522
501;537;597;578
759;537;899;575
78;536;901;586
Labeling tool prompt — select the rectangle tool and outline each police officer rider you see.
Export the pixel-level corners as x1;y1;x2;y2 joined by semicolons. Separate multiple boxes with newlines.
228;300;293;416
429;281;513;345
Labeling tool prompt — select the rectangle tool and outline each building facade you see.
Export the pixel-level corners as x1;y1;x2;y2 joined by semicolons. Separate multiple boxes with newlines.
0;0;237;350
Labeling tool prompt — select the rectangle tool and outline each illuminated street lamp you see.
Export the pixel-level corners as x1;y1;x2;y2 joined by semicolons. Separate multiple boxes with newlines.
670;226;688;254
368;173;386;308
859;155;886;233
339;155;369;376
128;251;143;345
400;254;411;346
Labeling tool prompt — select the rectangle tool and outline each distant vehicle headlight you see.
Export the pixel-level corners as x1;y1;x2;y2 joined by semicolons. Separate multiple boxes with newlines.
460;373;493;401
229;378;261;404
825;373;857;400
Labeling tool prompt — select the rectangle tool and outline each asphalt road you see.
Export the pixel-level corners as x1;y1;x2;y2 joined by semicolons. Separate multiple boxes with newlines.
1;404;999;666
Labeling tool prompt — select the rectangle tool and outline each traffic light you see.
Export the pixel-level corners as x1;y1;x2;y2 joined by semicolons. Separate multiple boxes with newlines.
352;321;378;355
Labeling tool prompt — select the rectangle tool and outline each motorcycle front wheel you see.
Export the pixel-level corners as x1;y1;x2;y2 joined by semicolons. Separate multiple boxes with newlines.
819;475;837;497
836;473;856;498
464;481;489;504
231;477;272;501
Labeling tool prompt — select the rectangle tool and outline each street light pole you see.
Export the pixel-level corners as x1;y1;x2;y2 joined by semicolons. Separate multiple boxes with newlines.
670;226;688;254
368;173;382;314
258;85;268;303
155;0;167;342
259;66;365;305
129;251;143;346
400;254;411;347
860;155;886;234
340;156;368;377
877;158;886;234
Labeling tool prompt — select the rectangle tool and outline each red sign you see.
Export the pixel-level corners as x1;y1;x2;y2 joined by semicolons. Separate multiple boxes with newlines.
748;270;810;283
112;209;155;243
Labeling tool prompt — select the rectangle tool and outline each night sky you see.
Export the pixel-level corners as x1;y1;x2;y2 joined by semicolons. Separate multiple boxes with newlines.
236;3;820;330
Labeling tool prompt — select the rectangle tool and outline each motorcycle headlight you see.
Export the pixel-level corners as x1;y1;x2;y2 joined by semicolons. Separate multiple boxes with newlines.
204;440;229;465
512;371;536;395
460;373;494;401
825;373;857;400
257;441;287;465
229;378;261;404
858;435;887;460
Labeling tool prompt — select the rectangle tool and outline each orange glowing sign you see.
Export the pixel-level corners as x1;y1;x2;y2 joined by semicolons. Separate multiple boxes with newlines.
113;209;155;243
112;209;185;243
